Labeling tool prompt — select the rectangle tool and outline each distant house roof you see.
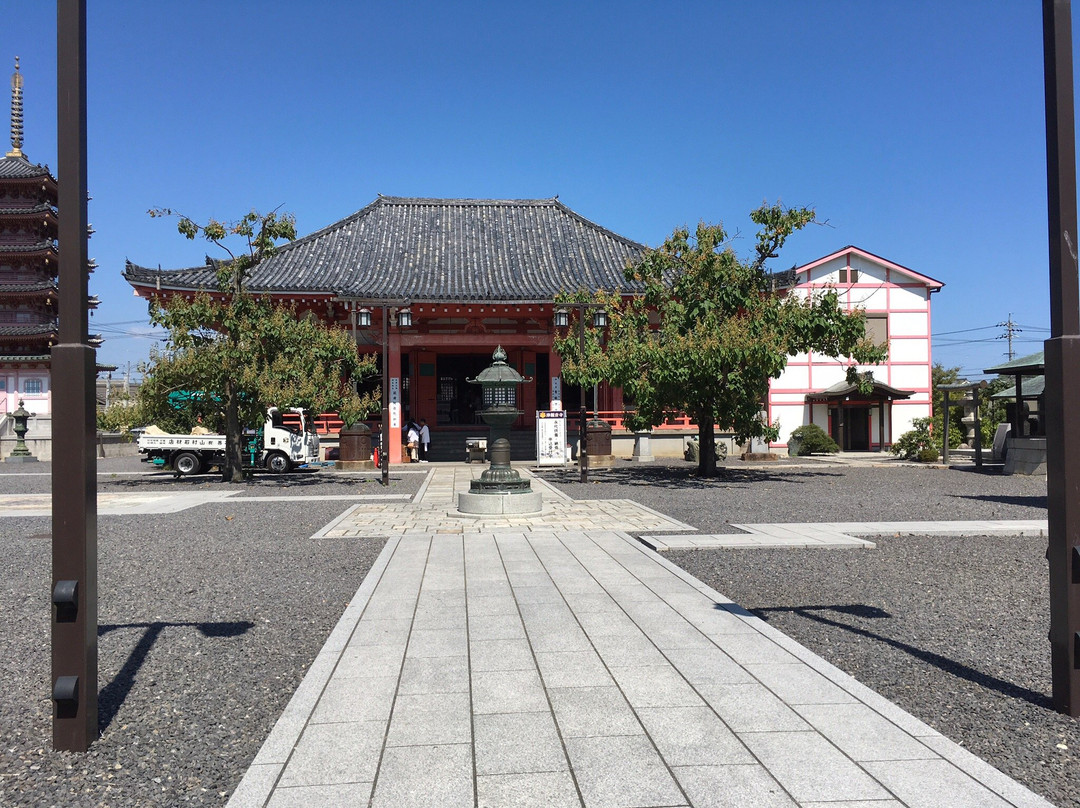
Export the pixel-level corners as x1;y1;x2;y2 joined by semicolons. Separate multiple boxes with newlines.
774;245;944;291
806;378;914;401
993;376;1045;400
983;350;1044;376
124;196;649;303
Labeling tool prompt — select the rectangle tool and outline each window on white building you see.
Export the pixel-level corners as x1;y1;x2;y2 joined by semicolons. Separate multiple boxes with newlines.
838;268;859;284
23;378;43;395
865;314;888;344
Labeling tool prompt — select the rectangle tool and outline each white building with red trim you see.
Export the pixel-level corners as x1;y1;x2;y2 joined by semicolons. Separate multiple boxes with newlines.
768;246;943;452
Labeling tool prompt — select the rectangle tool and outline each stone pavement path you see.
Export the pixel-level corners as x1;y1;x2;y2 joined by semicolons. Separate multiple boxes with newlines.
226;466;1053;808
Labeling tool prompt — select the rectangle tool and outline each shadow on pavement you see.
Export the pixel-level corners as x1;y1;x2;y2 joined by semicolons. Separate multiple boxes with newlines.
750;603;1052;709
96;620;255;734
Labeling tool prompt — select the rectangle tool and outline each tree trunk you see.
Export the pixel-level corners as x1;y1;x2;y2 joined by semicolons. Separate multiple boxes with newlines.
223;378;244;482
697;414;716;477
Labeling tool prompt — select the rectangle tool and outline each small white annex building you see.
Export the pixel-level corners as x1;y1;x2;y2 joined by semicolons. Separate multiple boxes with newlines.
768;246;943;452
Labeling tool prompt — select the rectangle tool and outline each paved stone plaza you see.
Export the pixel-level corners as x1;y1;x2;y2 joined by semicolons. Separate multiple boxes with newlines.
217;465;1053;808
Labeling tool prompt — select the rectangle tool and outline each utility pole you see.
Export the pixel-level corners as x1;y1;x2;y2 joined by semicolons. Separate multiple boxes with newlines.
996;313;1023;360
1042;0;1080;717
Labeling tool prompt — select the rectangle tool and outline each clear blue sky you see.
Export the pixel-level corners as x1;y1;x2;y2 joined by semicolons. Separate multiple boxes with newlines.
5;1;1056;378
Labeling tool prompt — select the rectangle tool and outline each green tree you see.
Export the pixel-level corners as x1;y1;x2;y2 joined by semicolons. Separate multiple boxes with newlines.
140;208;378;480
555;203;887;476
931;363;966;450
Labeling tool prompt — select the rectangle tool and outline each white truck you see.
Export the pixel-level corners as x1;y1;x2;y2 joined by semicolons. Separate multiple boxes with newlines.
137;407;320;476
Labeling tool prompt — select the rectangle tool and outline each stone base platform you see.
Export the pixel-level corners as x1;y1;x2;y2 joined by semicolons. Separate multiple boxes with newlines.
4;454;39;463
457;489;543;515
334;459;375;471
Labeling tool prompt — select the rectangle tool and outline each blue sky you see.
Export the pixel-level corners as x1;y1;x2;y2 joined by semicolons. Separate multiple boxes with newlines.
5;1;1055;378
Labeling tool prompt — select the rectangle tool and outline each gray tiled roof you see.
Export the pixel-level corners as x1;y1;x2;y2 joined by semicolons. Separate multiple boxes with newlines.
0;280;56;293
0;323;56;336
124;197;648;302
0;155;53;180
0;240;55;253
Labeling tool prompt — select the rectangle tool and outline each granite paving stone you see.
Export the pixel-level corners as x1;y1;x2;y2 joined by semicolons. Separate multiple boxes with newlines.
370;744;474;808
793;703;939;762
565;734;686;808
608;664;704;709
672;764;798;808
474;711;570;775
397;653;470;695
470;637;538;672
266;782;374;808
636;706;755;767
744;662;860;705
740;730;894;803
548;686;643;738
534;650;614;689
385;691;472;746
697;682;810;733
277;720;385;787
476;771;582;808
473;668;550;714
861;759;1015;807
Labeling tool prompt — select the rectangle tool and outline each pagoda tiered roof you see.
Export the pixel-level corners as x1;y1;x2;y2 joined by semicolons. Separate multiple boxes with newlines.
125;196;648;303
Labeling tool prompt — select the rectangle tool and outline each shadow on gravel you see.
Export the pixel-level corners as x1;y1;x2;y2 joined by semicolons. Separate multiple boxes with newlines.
751;604;1052;710
536;466;843;489
949;493;1048;510
100;470;329;489
97;620;254;733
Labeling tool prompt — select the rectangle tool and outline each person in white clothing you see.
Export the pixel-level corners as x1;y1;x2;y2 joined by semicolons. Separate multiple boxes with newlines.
406;422;420;462
418;419;431;462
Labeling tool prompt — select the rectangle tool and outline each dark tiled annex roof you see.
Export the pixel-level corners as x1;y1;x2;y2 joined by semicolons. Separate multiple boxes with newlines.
124;197;648;302
0;154;54;180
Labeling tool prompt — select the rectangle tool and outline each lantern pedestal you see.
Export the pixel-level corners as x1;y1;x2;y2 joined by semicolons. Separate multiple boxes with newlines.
457;347;543;516
5;400;38;463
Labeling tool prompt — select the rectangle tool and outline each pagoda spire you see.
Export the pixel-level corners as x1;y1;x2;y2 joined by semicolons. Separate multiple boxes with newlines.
7;56;24;158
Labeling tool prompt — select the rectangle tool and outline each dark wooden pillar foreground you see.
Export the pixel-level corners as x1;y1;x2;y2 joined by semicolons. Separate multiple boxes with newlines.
1043;0;1080;716
52;0;98;749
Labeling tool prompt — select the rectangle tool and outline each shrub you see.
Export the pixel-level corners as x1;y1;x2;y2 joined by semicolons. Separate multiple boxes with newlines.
788;424;839;455
891;417;935;461
917;447;940;463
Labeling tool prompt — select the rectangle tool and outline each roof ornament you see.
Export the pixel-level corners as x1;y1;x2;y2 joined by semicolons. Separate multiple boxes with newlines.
7;56;24;158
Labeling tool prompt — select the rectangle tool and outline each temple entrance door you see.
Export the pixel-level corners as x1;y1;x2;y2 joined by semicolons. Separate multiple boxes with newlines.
846;407;870;451
436;354;495;425
829;405;871;451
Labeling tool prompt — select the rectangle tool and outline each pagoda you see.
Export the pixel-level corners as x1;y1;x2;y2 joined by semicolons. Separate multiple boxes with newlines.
0;57;99;417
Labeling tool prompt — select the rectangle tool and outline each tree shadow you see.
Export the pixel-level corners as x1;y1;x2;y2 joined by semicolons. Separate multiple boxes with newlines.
99;469;350;491
748;603;1052;709
97;620;254;734
534;464;843;491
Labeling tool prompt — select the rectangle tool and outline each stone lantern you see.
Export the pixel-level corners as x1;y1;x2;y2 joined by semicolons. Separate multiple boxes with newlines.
457;346;542;515
6;399;38;462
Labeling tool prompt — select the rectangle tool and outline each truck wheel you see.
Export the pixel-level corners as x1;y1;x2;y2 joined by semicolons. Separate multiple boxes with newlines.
265;451;291;474
174;452;202;476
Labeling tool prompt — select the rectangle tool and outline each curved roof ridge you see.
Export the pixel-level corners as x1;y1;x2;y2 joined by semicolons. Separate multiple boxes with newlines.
550;198;649;252
375;195;559;207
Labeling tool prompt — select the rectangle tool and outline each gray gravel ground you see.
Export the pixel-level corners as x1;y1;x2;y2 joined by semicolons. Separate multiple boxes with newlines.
534;457;1047;525
0;458;401;808
539;458;1071;807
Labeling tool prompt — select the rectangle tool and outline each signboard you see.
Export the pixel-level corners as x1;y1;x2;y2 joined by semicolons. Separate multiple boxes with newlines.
550;377;562;410
536;410;567;465
390;378;401;429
